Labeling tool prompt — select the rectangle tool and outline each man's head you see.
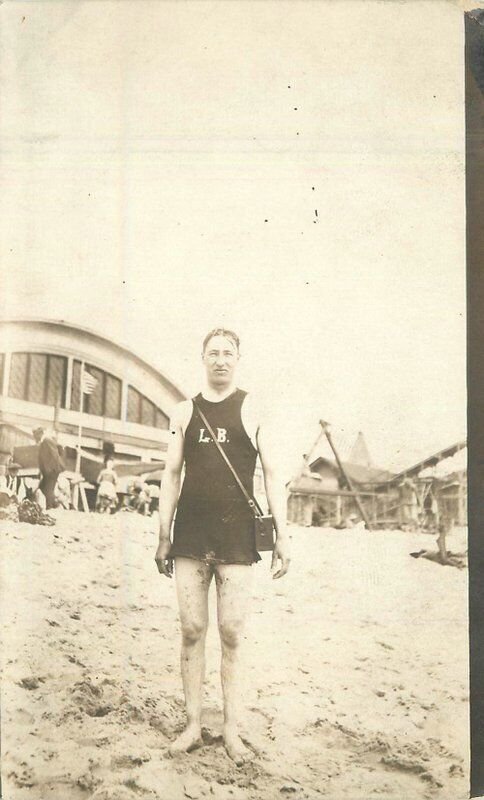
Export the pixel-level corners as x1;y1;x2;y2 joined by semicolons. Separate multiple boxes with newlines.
202;328;240;388
33;427;45;444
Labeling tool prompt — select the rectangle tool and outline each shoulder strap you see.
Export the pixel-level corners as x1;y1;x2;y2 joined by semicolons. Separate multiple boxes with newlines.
193;398;263;518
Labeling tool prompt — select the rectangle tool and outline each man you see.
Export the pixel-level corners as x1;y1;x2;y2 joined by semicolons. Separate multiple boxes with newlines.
6;461;25;500
33;427;65;509
155;328;290;765
399;477;419;531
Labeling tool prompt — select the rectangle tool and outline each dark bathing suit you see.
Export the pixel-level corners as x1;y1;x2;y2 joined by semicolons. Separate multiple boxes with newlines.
170;388;261;565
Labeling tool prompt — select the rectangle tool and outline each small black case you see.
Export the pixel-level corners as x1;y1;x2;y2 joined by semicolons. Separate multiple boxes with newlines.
254;514;275;551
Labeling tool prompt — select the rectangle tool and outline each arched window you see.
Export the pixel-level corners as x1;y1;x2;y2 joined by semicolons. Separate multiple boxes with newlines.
71;360;122;420
126;385;168;429
8;352;67;407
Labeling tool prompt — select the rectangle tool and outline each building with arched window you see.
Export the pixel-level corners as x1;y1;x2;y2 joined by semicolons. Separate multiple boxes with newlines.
0;319;186;465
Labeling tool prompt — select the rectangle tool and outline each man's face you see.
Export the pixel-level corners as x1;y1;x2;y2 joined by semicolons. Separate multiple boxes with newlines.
202;335;239;387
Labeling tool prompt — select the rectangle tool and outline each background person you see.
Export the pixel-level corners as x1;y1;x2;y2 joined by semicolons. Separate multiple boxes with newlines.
148;481;160;516
95;457;119;513
33;427;65;510
6;461;25;501
137;481;151;516
55;472;72;510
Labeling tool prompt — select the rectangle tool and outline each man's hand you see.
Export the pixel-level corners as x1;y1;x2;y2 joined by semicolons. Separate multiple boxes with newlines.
154;539;173;578
271;537;291;579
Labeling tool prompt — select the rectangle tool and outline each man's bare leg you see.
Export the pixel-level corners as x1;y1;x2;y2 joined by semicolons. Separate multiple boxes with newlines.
215;563;254;765
170;557;212;753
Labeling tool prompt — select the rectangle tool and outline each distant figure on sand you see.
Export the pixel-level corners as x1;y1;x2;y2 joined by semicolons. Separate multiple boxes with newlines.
137;481;151;516
96;457;118;513
33;427;65;510
6;461;25;501
124;477;149;513
55;473;72;510
147;481;160;516
155;328;290;765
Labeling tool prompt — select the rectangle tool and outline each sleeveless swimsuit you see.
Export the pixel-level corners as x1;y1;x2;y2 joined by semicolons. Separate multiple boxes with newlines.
169;389;261;565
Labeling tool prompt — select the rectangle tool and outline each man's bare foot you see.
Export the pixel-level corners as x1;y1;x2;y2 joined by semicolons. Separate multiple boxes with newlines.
169;723;203;755
224;726;251;766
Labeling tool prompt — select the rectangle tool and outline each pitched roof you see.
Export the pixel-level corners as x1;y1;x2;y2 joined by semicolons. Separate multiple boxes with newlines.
343;462;394;484
309;456;394;486
384;441;466;484
349;432;373;468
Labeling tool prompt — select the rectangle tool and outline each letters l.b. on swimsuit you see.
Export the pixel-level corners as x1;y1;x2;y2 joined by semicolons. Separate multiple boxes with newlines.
170;389;262;565
198;427;229;444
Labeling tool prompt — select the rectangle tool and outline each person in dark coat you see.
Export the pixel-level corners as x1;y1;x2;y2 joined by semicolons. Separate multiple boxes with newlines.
33;427;65;509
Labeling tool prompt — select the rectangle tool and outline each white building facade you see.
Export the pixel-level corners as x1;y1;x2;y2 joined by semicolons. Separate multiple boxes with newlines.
0;319;186;464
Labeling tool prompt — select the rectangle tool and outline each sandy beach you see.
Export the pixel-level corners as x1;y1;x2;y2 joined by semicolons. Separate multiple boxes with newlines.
1;512;468;800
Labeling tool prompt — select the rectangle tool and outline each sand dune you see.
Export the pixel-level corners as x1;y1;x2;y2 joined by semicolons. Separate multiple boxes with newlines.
0;512;468;799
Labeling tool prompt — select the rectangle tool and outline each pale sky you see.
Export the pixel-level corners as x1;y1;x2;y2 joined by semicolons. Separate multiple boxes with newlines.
0;1;466;476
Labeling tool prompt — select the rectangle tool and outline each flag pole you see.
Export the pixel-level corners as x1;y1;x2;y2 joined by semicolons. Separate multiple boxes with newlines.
75;361;84;475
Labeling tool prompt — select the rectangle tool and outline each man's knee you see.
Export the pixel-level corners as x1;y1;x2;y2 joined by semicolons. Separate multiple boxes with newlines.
181;619;206;646
218;621;242;649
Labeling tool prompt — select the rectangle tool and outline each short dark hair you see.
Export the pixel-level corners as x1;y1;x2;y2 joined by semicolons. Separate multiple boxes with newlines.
202;328;240;353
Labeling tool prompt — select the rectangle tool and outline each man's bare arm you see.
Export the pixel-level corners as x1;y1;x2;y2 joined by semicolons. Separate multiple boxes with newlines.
154;403;186;578
257;422;291;579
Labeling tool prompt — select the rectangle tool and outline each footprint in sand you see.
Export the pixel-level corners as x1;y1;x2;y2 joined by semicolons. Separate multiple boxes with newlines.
111;753;151;769
249;706;273;723
90;787;135;800
67;654;86;667
18;677;45;690
72;679;113;717
149;715;174;737
8;768;36;788
16;708;35;726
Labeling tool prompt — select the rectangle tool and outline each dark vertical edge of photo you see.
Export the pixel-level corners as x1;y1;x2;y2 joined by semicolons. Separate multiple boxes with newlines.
466;8;484;799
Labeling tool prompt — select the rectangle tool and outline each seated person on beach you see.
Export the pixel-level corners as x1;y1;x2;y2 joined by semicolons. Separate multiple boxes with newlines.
0;465;7;493
155;328;290;765
96;458;119;513
0;465;12;503
124;477;142;511
137;482;151;516
23;477;43;506
7;462;25;501
0;464;21;520
148;481;160;515
55;473;72;510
